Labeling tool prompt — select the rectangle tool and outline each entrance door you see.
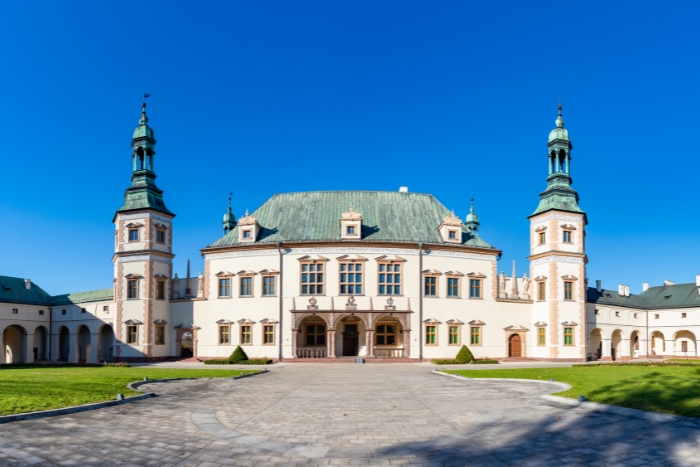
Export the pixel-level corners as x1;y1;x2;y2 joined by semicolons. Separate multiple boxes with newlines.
181;332;194;357
508;334;521;357
343;324;358;356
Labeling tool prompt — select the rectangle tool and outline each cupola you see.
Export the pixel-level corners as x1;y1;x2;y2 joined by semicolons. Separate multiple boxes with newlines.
340;205;362;240
438;211;462;244
238;210;260;242
223;194;236;235
465;198;480;233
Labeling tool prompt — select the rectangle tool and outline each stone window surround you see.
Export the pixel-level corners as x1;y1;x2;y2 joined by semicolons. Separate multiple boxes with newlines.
468;319;485;346
561;224;576;244
562;275;578;301
238;318;255;346
534;275;547;302
154;223;169;244
125;274;142;300
422;269;441;298
238;270;257;298
124;319;142;345
155;274;167;300
562;321;578;346
444;271;464;299
125;222;143;243
216;319;233;345
260;269;280;297
215;271;234;298
423;318;440;346
299;256;329;296
446;319;464;346
154;319;167;345
337;255;367;296
534;322;547;346
377;256;406;296
466;272;485;299
260;318;278;346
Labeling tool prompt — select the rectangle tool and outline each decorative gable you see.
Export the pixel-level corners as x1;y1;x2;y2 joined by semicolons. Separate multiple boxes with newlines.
437;211;463;244
340;206;362;240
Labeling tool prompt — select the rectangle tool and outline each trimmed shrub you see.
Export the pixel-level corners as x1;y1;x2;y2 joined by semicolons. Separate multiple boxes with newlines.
455;345;475;364
203;357;272;365
431;359;459;365
203;359;231;365
229;346;249;363
473;359;499;364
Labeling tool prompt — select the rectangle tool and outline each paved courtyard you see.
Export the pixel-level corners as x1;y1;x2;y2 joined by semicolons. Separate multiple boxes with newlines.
1;363;700;466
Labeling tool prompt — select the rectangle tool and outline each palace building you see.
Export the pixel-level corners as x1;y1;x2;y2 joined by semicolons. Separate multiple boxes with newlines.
2;104;699;364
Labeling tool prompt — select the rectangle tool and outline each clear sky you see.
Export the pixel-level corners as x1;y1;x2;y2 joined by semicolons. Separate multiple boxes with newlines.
1;1;698;296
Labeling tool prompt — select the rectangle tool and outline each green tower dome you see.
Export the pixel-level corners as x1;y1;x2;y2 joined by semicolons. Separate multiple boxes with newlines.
133;103;155;140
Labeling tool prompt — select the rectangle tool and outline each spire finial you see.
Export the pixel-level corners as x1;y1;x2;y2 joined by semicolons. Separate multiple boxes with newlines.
245;209;249;217
555;103;564;128
228;192;232;210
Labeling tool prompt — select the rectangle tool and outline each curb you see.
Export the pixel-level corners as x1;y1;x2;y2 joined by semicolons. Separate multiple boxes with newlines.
0;370;263;425
435;370;700;426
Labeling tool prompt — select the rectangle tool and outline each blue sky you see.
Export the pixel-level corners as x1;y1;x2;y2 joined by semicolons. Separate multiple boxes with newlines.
1;1;698;295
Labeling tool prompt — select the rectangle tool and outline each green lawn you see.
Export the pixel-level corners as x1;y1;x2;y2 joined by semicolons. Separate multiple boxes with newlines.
0;366;256;415
443;364;700;418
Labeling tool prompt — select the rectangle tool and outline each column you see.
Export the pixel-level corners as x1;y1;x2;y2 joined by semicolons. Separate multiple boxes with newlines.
89;333;100;363
366;331;374;357
291;329;298;358
600;338;612;361
327;330;335;358
403;330;411;358
619;338;631;361
25;333;35;363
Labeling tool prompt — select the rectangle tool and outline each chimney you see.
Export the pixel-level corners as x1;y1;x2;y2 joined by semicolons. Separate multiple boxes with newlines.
625;285;630;297
596;280;602;293
642;282;649;292
399;186;408;193
24;279;31;290
696;275;700;287
664;280;674;286
618;284;625;296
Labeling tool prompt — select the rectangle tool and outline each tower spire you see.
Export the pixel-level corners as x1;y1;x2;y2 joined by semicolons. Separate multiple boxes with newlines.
223;192;237;234
465;196;480;233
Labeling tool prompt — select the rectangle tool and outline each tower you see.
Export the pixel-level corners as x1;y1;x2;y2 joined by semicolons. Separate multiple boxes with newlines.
223;193;236;235
528;105;587;360
112;102;176;361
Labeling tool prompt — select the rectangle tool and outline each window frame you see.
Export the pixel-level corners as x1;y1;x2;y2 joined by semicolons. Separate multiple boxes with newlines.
155;325;165;345
564;327;574;346
562;230;572;243
378;262;403;296
538;232;546;245
448;325;460;345
537;281;546;301
468;278;482;299
128;228;140;242
447;277;460;298
156;279;166;300
425;324;437;345
423;275;438;297
239;276;253;297
304;323;326;346
155;229;166;244
219;325;231;345
263;325;275;345
262;275;277;297
470;326;481;346
339;262;364;295
300;262;325;296
537;327;546;346
126;325;138;344
375;322;397;346
127;279;139;299
218;277;232;298
240;325;252;345
564;281;574;301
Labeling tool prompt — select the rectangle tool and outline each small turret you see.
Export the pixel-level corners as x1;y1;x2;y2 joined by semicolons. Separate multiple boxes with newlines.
223;193;236;234
465;197;480;233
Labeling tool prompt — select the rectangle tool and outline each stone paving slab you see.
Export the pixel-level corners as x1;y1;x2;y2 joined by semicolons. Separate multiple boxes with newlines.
0;364;698;466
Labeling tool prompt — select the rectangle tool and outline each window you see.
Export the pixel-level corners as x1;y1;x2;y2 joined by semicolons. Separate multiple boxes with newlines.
425;325;436;345
424;276;437;297
470;326;480;345
81;308;86;313
305;324;325;346
633;313;638;319
218;278;231;297
469;279;481;298
655;314;659;319
615;311;620;317
39;309;44;315
538;282;546;301
347;225;356;235
448;230;457;240
219;326;230;344
156;280;166;300
563;230;572;243
449;326;460;345
538;327;546;345
127;325;138;344
127;279;138;299
301;263;324;295
340;263;363;295
263;276;276;296
379;263;401;295
447;278;460;298
595;309;599;315
682;313;687;318
240;325;252;345
62;309;66;315
375;324;396;345
682;341;688;352
263;325;275;345
243;230;251;239
128;229;139;241
538;232;546;245
240;277;252;297
156;230;165;243
155;326;165;345
103;305;109;312
564;327;574;345
12;308;18;314
564;281;574;300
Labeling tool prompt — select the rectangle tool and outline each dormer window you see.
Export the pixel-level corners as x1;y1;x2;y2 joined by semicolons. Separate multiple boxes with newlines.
448;230;457;240
347;225;356;235
238;210;260;242
340;206;362;240
438;211;462;244
243;230;251;239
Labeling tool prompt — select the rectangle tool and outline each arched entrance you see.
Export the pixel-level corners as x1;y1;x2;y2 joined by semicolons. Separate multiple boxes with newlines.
58;326;70;361
611;330;622;361
651;331;665;356
630;330;640;358
76;325;91;363
2;325;26;363
296;316;328;358
508;334;522;357
98;325;115;362
674;330;697;357
373;317;404;358
180;332;193;357
589;328;603;360
339;316;365;357
33;326;48;361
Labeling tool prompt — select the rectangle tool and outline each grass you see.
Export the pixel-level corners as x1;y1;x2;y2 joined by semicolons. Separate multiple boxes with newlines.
0;365;257;415
665;359;700;364
443;364;700;418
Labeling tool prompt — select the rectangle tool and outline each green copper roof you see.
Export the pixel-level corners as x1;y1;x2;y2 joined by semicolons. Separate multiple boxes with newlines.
207;191;496;250
116;171;174;217
52;288;114;306
0;276;53;306
587;283;700;310
531;173;585;216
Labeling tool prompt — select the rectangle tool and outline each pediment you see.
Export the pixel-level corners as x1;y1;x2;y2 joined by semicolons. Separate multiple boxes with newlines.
535;225;548;232
124;319;143;325
260;318;279;324
533;321;547;327
561;321;579;326
297;255;329;262
534;275;548;282
236;270;257;276
375;255;406;263
561;224;577;230
216;319;234;325
124;273;143;279
237;318;256;325
422;269;442;275
423;318;441;324
446;319;465;325
466;272;486;278
125;222;144;228
444;271;465;277
561;274;578;281
468;319;486;326
504;325;529;331
153;319;168;325
215;271;234;277
258;269;279;275
336;254;368;262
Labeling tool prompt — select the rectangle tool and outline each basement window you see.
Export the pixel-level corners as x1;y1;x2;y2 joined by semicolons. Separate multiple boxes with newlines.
39;310;44;315
12;308;18;314
654;314;660;319
682;313;687;318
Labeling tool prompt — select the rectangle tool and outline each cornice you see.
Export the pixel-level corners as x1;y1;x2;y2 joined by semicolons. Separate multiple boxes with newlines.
528;251;588;265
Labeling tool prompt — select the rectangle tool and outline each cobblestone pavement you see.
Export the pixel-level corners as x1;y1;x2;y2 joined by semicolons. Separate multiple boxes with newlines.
1;363;699;466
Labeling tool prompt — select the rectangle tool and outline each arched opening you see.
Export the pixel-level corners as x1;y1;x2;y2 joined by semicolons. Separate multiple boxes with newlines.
2;325;26;364
650;331;665;356
630;331;640;359
508;334;522;358
33;326;48;361
339;316;365;357
76;325;91;363
98;325;115;362
58;326;70;361
589;328;603;360
611;330;622;361
373;316;404;358
296;316;328;358
180;332;193;358
674;330;697;357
